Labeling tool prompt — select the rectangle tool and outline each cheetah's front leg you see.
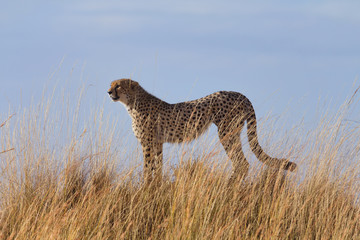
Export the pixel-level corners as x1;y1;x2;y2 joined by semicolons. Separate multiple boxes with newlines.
141;142;163;184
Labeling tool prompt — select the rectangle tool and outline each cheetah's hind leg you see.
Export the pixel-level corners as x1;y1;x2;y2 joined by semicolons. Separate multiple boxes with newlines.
217;122;249;183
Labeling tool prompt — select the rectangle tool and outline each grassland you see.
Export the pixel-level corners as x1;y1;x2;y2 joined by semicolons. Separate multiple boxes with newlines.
0;88;359;239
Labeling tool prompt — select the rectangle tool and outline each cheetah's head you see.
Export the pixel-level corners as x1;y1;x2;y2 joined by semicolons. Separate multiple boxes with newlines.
108;78;139;105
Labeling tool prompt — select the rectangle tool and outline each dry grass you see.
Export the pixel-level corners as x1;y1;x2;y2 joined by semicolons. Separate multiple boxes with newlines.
0;87;359;239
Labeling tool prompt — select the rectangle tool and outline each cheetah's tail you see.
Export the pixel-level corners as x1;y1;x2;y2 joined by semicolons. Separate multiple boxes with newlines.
246;107;297;172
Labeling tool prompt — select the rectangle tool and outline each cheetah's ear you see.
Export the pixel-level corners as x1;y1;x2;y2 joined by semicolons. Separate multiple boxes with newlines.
130;80;139;90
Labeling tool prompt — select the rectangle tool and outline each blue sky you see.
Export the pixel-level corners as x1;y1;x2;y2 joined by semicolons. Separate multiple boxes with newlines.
1;1;360;134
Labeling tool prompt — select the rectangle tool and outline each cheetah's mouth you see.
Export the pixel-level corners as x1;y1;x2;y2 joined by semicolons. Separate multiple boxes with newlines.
111;96;120;101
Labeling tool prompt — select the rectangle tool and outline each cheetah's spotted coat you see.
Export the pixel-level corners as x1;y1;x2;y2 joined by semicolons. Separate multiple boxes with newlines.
108;79;296;183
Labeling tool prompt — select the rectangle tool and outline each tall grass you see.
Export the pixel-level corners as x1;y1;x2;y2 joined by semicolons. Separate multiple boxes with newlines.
0;85;359;239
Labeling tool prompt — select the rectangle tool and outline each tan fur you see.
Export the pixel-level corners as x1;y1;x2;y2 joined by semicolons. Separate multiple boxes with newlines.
108;79;296;183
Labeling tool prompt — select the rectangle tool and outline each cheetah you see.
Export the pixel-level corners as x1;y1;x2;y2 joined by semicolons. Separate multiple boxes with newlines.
108;79;296;183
